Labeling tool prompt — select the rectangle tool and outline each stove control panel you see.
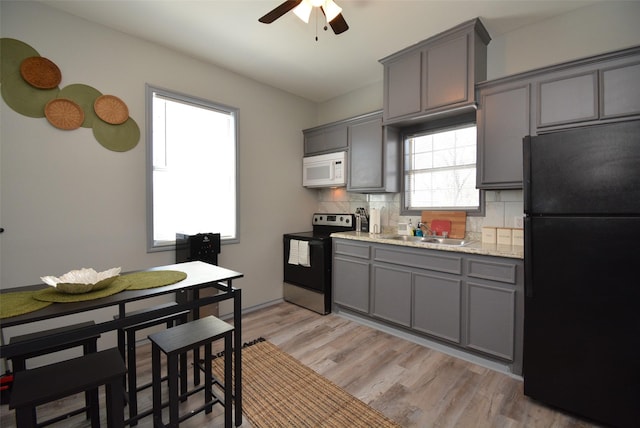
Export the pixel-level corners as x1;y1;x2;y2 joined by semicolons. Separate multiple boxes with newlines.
312;213;354;228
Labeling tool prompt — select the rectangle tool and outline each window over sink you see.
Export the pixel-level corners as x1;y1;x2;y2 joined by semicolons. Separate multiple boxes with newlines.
403;116;480;213
146;85;239;251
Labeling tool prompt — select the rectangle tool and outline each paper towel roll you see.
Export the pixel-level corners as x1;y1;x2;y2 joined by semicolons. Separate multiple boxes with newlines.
370;208;381;234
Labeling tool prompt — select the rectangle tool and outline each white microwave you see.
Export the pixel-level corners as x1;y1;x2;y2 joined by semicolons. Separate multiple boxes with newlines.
302;151;347;188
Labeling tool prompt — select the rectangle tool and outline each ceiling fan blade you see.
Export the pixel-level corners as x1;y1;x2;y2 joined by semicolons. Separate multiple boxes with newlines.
259;0;302;24
328;13;349;34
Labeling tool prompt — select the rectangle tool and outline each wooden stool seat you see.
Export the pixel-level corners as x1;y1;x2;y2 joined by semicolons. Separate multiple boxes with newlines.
9;348;126;428
8;321;100;424
148;315;234;428
114;302;189;425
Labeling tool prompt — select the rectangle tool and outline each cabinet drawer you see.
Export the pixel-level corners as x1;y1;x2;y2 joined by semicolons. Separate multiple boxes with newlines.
373;247;462;274
334;241;370;259
466;258;518;284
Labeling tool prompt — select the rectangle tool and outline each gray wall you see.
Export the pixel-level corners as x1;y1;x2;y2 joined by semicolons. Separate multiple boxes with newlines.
0;1;318;324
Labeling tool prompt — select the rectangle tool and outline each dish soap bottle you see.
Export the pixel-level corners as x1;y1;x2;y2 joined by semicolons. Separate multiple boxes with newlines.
408;219;414;236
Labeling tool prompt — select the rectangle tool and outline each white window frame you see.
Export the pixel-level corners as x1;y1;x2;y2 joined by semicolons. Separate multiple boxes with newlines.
146;84;239;251
401;115;481;214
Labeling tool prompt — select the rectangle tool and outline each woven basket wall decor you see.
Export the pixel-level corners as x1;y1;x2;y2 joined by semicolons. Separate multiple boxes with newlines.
20;56;62;89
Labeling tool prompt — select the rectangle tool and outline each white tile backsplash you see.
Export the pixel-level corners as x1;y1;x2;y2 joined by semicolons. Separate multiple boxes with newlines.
314;189;523;239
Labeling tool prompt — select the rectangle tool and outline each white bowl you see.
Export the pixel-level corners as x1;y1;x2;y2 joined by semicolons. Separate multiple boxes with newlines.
41;267;121;294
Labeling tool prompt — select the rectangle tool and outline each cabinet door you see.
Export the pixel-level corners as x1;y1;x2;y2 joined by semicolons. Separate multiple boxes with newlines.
537;71;598;128
466;281;515;360
303;125;348;155
372;264;412;327
601;61;640;119
413;272;461;343
477;83;530;189
384;51;422;121
333;256;370;314
348;117;383;190
425;34;469;110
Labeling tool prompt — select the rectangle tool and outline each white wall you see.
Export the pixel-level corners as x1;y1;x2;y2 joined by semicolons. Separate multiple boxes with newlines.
0;0;319;322
317;1;640;123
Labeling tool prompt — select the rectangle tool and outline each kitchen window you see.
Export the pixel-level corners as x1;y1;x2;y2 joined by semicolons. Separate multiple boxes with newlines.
146;85;239;251
403;118;480;213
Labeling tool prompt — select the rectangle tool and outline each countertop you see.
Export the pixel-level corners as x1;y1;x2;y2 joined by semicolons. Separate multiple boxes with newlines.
331;231;524;260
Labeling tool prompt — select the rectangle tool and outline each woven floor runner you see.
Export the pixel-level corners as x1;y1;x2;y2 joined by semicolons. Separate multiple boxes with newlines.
212;338;400;428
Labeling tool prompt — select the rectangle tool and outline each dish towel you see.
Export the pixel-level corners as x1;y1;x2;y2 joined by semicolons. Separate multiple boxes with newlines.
298;240;310;267
288;239;311;267
288;239;300;265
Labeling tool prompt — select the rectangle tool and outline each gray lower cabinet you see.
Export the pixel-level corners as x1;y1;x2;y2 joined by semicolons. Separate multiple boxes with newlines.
332;240;370;313
372;264;412;327
333;238;524;374
412;272;462;343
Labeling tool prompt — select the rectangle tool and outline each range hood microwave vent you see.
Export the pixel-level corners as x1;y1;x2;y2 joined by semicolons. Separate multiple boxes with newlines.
302;151;347;188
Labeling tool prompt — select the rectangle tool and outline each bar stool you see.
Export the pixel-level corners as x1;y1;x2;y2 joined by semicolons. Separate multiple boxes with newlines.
8;321;100;424
113;302;189;425
148;315;234;428
9;348;126;428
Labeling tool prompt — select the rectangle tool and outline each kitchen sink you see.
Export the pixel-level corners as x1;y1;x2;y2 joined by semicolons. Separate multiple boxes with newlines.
386;235;475;247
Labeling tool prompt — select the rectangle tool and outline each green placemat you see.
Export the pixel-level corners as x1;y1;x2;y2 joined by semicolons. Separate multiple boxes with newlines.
121;270;187;290
33;277;131;303
0;291;53;319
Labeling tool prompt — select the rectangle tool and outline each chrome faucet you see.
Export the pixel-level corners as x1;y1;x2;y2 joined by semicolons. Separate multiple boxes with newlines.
418;222;432;236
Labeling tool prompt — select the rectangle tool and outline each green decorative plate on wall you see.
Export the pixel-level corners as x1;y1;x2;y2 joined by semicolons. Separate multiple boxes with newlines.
93;117;140;152
58;83;103;128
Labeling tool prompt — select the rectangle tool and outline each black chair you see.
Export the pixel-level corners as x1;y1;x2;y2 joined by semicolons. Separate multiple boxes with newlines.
148;315;234;428
9;348;126;428
113;302;189;425
8;321;100;425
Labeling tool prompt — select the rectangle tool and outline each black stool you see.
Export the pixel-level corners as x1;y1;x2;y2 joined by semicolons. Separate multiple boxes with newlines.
9;348;126;428
148;315;234;428
8;321;100;425
114;302;189;425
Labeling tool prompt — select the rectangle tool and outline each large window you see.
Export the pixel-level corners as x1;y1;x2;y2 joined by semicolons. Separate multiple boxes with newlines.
146;85;238;250
403;122;479;212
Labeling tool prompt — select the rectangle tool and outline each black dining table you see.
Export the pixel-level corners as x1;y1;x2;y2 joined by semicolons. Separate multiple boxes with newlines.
0;260;244;426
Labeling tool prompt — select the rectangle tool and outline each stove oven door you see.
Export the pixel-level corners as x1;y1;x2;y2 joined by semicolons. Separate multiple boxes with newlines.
283;235;330;293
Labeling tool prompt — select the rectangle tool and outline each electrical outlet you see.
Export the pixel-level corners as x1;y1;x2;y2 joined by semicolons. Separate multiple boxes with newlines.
514;216;524;228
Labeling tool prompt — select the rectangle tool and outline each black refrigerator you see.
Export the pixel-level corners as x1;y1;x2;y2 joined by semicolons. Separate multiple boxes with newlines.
523;120;640;428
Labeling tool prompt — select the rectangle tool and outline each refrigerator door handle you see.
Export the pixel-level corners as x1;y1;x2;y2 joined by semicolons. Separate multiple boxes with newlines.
523;136;532;215
524;216;533;298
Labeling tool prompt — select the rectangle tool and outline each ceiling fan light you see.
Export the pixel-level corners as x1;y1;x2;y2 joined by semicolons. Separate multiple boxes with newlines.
309;0;325;7
293;0;313;23
323;0;342;23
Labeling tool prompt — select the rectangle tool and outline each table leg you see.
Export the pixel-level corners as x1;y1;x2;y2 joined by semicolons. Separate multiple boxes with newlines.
234;287;242;426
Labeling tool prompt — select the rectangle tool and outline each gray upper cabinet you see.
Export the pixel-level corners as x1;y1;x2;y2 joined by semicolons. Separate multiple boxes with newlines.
380;18;490;126
537;71;598;128
347;112;400;193
533;46;640;133
476;45;640;190
477;81;530;189
303;122;348;156
600;61;640;119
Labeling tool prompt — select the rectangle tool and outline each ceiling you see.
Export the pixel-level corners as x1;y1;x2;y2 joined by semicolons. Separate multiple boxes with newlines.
39;0;599;103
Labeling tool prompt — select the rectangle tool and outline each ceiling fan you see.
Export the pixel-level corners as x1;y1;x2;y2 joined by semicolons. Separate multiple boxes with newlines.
259;0;349;35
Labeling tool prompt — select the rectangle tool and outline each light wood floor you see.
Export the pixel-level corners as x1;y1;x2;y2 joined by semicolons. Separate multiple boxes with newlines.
1;301;601;427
